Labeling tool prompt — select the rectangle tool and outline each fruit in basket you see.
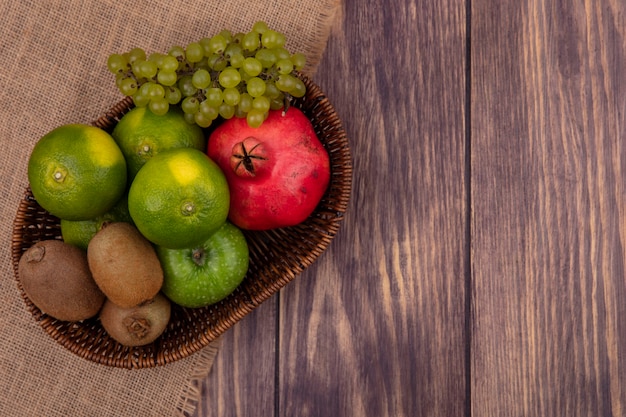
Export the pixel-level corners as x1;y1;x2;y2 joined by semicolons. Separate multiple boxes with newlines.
27;124;127;221
157;221;249;308
99;292;171;347
106;21;307;129
111;106;205;180
128;147;230;249
207;107;330;230
60;194;133;251
18;240;105;321
87;222;163;308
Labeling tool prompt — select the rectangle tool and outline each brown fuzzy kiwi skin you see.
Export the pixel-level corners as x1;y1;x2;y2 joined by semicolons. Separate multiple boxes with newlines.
87;222;163;308
18;239;106;321
99;293;171;346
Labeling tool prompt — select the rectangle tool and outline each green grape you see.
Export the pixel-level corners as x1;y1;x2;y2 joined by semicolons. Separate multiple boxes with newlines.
269;96;285;110
264;81;280;99
276;74;297;92
242;32;260;52
252;21;269;34
118;78;138;96
261;30;286;49
246;109;266;128
252;96;270;113
206;54;219;69
246;77;266;97
149;97;169;115
272;47;291;61
131;59;144;77
115;73;127;89
148;53;165;71
238;67;252;82
132;91;150;107
224;43;243;59
219;29;233;42
199;101;219;120
275;58;294;75
255;48;277;68
242;57;263;76
291;52;306;70
186;42;204;63
139;60;158;78
108;22;305;128
238;93;253;113
191;69;211;89
193;111;213;128
199;37;212;55
107;53;128;73
160;55;179;72
218;67;241;89
178;75;197;97
218;103;235;119
127;47;147;64
182;112;194;124
234;105;246;119
168;45;186;61
290;77;306;98
232;32;245;45
225;43;244;67
205;87;223;107
148;52;165;63
157;70;178;86
148;83;165;99
208;34;228;54
181;96;200;114
228;52;245;68
223;87;241;106
207;54;227;71
139;81;154;97
164;86;182;104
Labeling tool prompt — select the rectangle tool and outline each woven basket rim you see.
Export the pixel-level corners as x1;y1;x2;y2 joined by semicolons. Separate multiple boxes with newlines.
11;73;352;369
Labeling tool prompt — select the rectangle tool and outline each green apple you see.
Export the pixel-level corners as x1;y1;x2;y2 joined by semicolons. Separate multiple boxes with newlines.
156;221;249;308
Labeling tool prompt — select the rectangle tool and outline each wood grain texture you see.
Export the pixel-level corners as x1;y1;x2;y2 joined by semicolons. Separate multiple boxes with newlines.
278;0;468;416
471;0;626;416
195;299;277;417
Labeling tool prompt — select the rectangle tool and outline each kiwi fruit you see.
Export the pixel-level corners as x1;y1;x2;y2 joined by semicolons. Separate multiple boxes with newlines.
99;292;171;346
87;222;163;308
18;239;105;321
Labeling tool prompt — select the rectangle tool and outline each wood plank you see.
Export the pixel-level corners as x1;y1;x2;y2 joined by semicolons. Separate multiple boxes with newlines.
277;0;469;416
195;298;277;417
471;0;626;415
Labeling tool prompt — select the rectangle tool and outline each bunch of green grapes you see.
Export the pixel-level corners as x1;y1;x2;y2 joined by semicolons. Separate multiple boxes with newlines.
106;21;307;128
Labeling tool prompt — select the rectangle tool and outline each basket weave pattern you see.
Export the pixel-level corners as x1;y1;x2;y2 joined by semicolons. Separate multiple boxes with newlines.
11;75;352;369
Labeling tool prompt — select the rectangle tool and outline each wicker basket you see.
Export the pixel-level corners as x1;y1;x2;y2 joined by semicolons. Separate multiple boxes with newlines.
11;74;352;369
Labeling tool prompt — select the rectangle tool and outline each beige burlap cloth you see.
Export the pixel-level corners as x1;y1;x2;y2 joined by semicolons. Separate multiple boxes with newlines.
0;1;339;415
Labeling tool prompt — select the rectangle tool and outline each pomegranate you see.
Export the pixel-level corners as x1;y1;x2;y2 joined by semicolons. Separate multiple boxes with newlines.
207;107;330;230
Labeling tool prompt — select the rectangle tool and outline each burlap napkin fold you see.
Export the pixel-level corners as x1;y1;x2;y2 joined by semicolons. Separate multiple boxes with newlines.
0;1;339;415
